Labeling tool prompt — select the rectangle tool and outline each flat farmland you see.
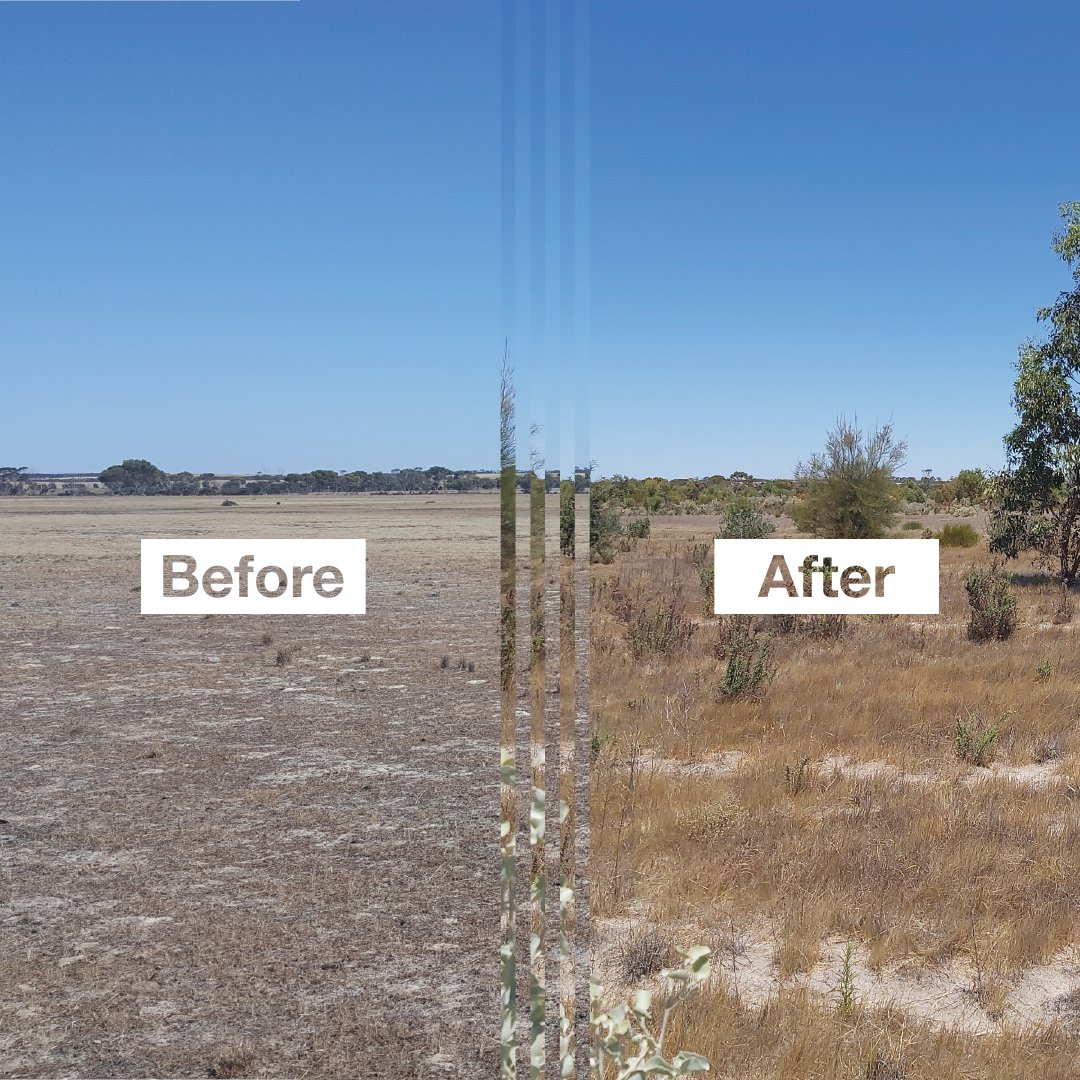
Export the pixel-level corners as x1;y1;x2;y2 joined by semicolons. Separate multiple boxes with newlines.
591;514;1080;1079
0;495;500;1078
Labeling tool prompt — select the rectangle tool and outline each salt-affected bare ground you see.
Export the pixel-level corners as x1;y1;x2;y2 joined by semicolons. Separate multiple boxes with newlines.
0;495;501;1079
595;910;1080;1038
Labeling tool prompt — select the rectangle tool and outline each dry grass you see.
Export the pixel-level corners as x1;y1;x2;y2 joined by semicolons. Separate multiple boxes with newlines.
0;493;500;1078
591;517;1080;1073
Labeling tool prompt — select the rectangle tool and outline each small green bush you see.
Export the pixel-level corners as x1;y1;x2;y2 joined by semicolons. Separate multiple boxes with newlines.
901;520;923;531
965;563;1017;641
626;515;651;540
590;498;623;563
937;523;980;548
719;629;776;700
954;711;999;766
720;497;775;539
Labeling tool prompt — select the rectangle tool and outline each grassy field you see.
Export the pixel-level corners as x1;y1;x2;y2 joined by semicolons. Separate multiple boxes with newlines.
0;494;500;1078
590;514;1080;1079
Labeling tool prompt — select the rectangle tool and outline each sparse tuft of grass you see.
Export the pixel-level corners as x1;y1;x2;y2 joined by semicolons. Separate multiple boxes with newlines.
206;1046;256;1078
275;645;296;667
624;597;697;659
618;926;675;981
784;756;812;796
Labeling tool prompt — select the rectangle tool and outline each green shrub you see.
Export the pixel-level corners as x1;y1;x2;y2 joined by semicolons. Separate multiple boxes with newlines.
937;523;980;548
790;418;907;539
719;629;776;700
590;497;623;563
720;497;774;539
626;514;651;540
954;711;999;766
901;520;922;531
965;563;1017;641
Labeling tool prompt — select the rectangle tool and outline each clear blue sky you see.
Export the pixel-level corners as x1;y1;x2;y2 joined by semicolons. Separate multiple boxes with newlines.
2;2;1078;479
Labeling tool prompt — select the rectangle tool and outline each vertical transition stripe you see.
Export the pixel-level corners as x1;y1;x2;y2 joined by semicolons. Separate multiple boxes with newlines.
501;1;589;1076
529;446;546;1078
499;355;518;1080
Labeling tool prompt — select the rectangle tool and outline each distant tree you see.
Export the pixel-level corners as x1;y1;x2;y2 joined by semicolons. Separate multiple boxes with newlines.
98;458;168;495
790;418;907;539
953;468;987;504
989;203;1080;594
0;466;28;495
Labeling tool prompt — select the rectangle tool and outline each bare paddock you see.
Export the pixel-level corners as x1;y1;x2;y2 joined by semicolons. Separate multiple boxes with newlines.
0;495;500;1078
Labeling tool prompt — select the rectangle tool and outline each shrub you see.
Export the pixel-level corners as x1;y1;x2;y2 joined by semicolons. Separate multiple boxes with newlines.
965;563;1017;641
790;418;907;538
937;523;980;548
720;496;774;539
954;711;999;766
901;520;923;531
757;613;849;640
626;514;651;540
589;946;712;1079
626;598;697;659
590;497;623;564
719;629;776;700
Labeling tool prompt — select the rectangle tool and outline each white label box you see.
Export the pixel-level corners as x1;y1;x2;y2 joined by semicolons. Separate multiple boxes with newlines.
141;539;366;615
714;539;939;615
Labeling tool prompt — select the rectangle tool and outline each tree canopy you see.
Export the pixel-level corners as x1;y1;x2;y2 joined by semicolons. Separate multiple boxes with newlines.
990;203;1080;586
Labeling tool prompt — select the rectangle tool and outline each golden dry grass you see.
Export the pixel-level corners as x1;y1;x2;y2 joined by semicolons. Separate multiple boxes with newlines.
591;520;1080;1075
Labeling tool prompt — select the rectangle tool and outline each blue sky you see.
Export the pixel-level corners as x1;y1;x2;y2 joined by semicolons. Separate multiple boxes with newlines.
2;2;1078;479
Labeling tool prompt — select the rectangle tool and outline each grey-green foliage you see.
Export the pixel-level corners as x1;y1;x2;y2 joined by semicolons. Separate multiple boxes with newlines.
720;496;774;539
990;203;1080;585
626;599;697;659
719;629;775;700
964;563;1017;642
790;417;907;539
591;496;623;564
954;711;999;766
590;946;712;1078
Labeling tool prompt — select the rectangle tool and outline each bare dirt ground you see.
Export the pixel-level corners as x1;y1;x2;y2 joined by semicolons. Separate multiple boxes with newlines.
0;494;500;1078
